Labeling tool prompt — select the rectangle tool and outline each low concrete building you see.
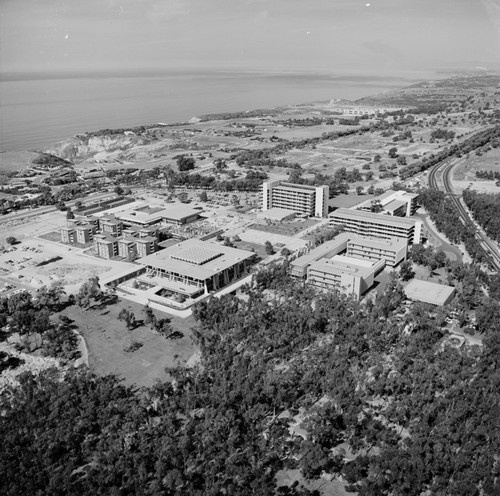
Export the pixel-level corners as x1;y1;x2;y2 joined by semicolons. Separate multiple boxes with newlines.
116;204;200;226
136;239;254;297
404;279;456;306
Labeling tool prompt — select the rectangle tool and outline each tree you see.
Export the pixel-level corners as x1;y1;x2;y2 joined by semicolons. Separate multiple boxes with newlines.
177;155;196;171
114;185;124;196
388;147;398;158
399;260;415;281
118;308;136;330
373;154;381;163
6;236;17;245
76;276;103;309
356;186;364;195
370;199;384;213
397;155;407;166
155;317;172;337
264;241;275;255
66;208;75;220
143;305;157;329
199;191;208;202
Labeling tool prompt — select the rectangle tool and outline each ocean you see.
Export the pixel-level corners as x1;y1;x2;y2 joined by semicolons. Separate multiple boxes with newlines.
0;70;428;153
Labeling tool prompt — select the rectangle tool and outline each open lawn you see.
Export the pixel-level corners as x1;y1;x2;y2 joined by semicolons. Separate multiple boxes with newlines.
60;298;198;387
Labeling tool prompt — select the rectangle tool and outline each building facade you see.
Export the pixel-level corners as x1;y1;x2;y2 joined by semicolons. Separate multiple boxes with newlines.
329;208;423;244
262;181;329;217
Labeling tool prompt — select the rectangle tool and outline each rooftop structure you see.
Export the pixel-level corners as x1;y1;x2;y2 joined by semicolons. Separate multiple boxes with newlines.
404;279;456;306
355;190;419;217
329;208;423;244
262;181;329;217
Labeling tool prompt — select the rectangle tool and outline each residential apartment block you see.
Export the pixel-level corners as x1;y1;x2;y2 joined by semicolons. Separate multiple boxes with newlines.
262;181;329;217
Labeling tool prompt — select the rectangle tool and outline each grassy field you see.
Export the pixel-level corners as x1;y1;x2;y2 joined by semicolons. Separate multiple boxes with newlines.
60;298;198;387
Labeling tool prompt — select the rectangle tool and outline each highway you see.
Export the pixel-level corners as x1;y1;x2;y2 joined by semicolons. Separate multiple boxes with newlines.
428;156;500;272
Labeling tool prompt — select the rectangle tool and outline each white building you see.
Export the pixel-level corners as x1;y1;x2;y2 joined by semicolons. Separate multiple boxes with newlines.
329;208;424;245
262;181;329;218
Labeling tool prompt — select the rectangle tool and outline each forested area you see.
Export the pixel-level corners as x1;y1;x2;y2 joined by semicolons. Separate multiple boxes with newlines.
463;189;500;243
419;188;488;265
2;264;500;495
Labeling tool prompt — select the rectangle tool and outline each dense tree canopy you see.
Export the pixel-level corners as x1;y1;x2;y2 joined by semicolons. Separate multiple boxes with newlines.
1;266;500;495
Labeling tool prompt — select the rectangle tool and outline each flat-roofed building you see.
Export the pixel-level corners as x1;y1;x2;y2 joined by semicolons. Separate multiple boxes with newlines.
100;217;123;237
329;208;423;244
290;233;351;278
404;279;456;306
60;227;76;244
346;235;407;267
135;236;158;258
137;239;254;296
116;204;200;226
307;255;385;299
262;181;329;217
95;234;118;259
355;190;419;217
117;238;137;261
291;232;406;281
75;223;96;244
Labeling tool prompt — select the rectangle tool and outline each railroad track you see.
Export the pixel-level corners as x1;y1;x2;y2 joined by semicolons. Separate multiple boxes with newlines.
428;156;500;272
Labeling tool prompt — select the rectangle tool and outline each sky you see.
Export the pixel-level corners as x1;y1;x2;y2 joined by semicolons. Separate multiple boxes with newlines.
1;0;500;75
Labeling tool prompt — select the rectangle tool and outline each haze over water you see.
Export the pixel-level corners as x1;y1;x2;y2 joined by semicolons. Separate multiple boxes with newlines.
0;70;430;153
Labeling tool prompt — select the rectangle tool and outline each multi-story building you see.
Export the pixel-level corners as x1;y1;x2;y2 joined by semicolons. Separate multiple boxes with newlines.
75;223;96;244
307;255;385;300
262;181;329;217
117;238;138;261
100;217;123;237
60;227;76;244
346;235;407;267
329;208;423;244
291;232;406;280
135;236;158;258
355;190;419;217
94;234;118;259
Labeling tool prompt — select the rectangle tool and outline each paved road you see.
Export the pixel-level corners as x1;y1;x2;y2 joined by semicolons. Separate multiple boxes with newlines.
428;155;500;271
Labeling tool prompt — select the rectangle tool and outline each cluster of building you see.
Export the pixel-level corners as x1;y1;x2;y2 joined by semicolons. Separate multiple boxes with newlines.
329;190;424;245
60;203;203;261
291;232;407;299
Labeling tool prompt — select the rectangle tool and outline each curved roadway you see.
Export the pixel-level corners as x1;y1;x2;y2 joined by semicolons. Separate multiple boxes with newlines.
428;157;500;271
